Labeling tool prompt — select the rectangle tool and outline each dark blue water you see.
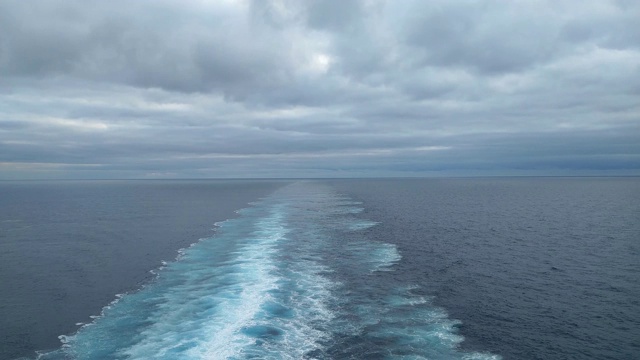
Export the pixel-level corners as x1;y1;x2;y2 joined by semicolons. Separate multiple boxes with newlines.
329;178;640;359
0;180;284;359
1;178;638;359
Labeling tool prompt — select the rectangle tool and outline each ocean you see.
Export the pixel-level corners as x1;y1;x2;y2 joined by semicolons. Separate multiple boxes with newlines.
1;178;638;359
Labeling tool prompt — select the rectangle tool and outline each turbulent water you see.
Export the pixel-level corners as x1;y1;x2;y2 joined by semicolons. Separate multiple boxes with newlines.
2;178;639;359
31;182;495;359
329;178;640;359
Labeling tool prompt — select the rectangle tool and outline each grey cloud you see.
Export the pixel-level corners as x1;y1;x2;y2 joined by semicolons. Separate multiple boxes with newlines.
0;0;302;99
305;0;364;31
401;1;640;75
404;4;549;74
0;0;638;179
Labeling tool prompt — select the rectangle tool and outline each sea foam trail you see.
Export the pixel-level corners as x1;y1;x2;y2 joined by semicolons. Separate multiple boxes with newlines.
126;211;287;359
36;181;499;359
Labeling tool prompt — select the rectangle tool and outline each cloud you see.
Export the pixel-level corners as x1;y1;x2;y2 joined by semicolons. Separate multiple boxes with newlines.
0;0;638;179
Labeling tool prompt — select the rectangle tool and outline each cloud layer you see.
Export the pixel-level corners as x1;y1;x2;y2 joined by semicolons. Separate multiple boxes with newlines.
1;0;639;178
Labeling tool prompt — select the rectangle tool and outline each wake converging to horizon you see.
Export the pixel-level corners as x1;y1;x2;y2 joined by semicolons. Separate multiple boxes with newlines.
33;182;497;359
2;178;638;359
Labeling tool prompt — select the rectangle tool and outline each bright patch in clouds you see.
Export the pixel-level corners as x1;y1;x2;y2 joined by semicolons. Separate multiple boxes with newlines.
310;53;332;73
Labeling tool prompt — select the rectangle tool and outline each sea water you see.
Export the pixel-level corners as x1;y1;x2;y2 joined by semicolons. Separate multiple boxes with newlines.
0;180;283;359
2;178;639;359
28;181;496;359
329;177;640;359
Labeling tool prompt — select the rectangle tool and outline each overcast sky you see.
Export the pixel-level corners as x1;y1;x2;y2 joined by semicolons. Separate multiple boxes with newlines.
1;0;639;179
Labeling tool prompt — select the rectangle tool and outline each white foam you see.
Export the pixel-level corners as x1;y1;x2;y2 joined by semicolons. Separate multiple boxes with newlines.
40;182;501;360
373;243;402;271
344;241;402;273
347;220;379;231
462;353;503;360
213;220;227;228
119;208;288;359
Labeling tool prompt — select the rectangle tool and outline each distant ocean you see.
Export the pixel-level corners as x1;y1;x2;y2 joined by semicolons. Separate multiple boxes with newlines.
1;178;638;359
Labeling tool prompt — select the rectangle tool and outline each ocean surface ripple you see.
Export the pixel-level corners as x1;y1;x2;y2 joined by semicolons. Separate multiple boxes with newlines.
34;181;498;359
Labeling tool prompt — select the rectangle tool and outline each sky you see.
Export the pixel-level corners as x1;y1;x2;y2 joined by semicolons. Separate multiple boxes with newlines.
1;0;639;179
